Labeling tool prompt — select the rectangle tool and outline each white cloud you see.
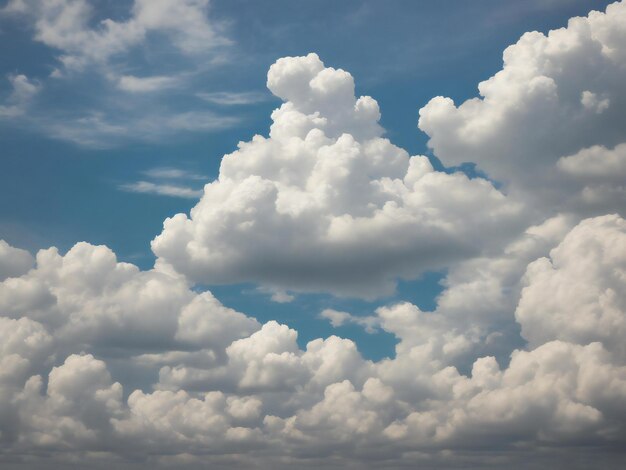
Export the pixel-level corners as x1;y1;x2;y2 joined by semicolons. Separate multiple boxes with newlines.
581;90;611;113
143;167;208;181
0;241;258;356
517;214;626;360
3;0;227;75
197;91;270;106
119;181;203;199
255;286;295;303
0;74;40;118
117;74;181;93
558;142;626;180
418;1;626;215
42;110;239;148
0;0;237;146
119;167;209;200
320;308;380;333
555;143;626;212
152;53;525;298
1;215;625;467
0;239;34;281
1;3;626;467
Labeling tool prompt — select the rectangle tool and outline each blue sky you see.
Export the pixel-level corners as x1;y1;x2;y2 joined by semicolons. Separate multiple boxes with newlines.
0;0;612;360
1;1;626;468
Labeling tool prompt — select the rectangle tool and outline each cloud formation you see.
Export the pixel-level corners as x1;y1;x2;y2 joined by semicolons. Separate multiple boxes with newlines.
1;214;626;468
1;2;626;469
152;53;524;298
418;1;626;214
0;0;242;146
3;0;227;76
0;74;40;118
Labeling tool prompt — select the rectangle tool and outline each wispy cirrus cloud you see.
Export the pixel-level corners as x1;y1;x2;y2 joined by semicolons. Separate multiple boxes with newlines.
2;0;230;76
143;167;208;181
119;181;203;199
119;165;208;199
0;74;40;118
39;109;239;148
197;90;270;105
0;0;243;146
116;74;182;93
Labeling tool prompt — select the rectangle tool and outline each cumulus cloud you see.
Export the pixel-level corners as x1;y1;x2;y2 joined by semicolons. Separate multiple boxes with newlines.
517;214;626;360
418;1;626;215
152;53;524;298
1;215;626;467
558;143;626;180
0;240;33;281
1;2;626;468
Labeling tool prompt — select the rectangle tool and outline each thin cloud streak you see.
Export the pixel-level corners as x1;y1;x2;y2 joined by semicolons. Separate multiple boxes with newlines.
119;181;203;199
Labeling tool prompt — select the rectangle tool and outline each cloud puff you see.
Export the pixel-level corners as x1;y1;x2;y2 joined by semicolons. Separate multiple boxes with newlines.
418;1;626;214
0;74;40;118
517;214;626;360
2;215;626;467
0;242;258;363
320;308;380;333
0;240;33;281
152;53;524;298
555;143;626;212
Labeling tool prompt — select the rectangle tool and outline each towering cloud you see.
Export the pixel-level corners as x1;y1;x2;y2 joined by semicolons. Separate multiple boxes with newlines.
152;53;523;298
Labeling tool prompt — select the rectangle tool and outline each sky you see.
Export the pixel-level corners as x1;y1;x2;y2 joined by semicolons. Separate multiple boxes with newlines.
0;0;625;468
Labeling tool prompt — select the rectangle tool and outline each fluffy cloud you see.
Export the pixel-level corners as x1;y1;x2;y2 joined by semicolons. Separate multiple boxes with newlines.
0;241;258;371
556;143;626;212
2;214;626;467
1;2;626;468
517;214;626;360
0;239;33;281
418;1;626;214
152;53;524;298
